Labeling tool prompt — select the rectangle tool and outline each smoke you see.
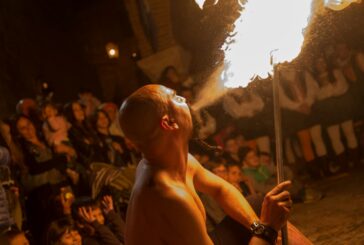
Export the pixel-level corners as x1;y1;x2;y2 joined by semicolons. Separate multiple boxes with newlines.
191;65;229;111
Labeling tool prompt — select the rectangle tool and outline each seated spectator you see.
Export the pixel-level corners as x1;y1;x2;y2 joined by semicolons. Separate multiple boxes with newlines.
0;120;24;166
159;66;194;91
226;164;256;196
240;148;322;203
16;98;43;133
213;124;236;148
223;136;243;165
92;109;131;167
78;88;101;118
0;146;22;232
64;101;109;167
11;115;69;191
46;218;82;245
41;102;76;162
234;133;256;151
11;115;82;242
241;147;286;194
72;196;125;245
16;98;37;117
0;227;30;245
48;183;77;223
99;103;124;137
0;146;14;232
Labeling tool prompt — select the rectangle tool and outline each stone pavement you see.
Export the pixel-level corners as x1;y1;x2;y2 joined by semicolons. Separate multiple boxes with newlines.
290;170;364;244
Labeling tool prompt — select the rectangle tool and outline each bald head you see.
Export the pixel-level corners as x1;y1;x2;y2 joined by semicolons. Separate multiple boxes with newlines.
119;85;173;149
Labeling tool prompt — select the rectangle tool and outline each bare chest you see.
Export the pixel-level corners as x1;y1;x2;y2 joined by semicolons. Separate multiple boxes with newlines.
186;175;206;221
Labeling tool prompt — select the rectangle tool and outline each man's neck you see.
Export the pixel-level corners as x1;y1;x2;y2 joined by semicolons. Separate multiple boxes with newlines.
145;141;189;182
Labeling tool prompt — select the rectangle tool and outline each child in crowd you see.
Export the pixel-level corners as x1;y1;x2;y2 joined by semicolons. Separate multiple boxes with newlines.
226;164;256;196
72;195;125;245
46;218;82;245
241;148;322;203
0;228;30;245
41;103;76;162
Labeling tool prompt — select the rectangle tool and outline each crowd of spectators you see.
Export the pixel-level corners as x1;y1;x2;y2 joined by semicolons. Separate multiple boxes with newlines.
0;41;363;244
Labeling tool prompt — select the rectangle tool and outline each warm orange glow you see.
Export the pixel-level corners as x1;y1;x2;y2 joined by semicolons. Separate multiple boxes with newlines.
105;42;119;59
108;49;116;56
195;0;361;88
220;0;313;88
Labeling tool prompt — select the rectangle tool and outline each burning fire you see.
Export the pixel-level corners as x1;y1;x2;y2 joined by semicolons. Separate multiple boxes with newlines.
194;0;361;88
191;0;361;111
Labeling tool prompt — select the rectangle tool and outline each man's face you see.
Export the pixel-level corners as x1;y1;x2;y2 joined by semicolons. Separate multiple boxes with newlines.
260;154;271;166
10;233;29;245
225;139;239;155
165;87;193;137
17;117;37;141
72;103;85;122
91;207;105;225
96;111;110;130
212;164;227;180
227;165;241;184
244;151;260;168
59;229;82;245
180;90;194;105
43;105;57;119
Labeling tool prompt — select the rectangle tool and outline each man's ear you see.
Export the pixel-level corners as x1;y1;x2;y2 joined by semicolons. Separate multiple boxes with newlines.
160;115;179;130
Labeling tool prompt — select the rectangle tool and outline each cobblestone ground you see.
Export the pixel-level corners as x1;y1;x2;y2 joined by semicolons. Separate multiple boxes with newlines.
290;170;364;245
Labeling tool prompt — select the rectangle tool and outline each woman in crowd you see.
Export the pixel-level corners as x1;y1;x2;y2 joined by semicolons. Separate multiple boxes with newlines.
99;103;124;137
11;115;82;243
279;65;329;178
313;55;359;171
64;101;108;167
92;109;131;167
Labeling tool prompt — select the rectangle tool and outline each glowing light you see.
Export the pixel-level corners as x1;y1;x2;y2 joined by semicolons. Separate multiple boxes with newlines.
108;49;116;56
220;0;313;88
194;0;361;89
105;42;119;59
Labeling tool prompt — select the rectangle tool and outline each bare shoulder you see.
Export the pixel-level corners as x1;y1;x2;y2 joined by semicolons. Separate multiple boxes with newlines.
187;153;203;174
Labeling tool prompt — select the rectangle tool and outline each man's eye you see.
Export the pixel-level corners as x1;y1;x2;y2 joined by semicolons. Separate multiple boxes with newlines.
175;96;186;103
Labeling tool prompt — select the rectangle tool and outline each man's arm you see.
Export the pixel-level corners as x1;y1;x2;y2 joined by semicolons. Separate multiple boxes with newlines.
190;154;259;229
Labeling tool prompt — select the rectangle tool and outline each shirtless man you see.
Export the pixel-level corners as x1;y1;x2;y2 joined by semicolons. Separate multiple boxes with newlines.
119;85;300;245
